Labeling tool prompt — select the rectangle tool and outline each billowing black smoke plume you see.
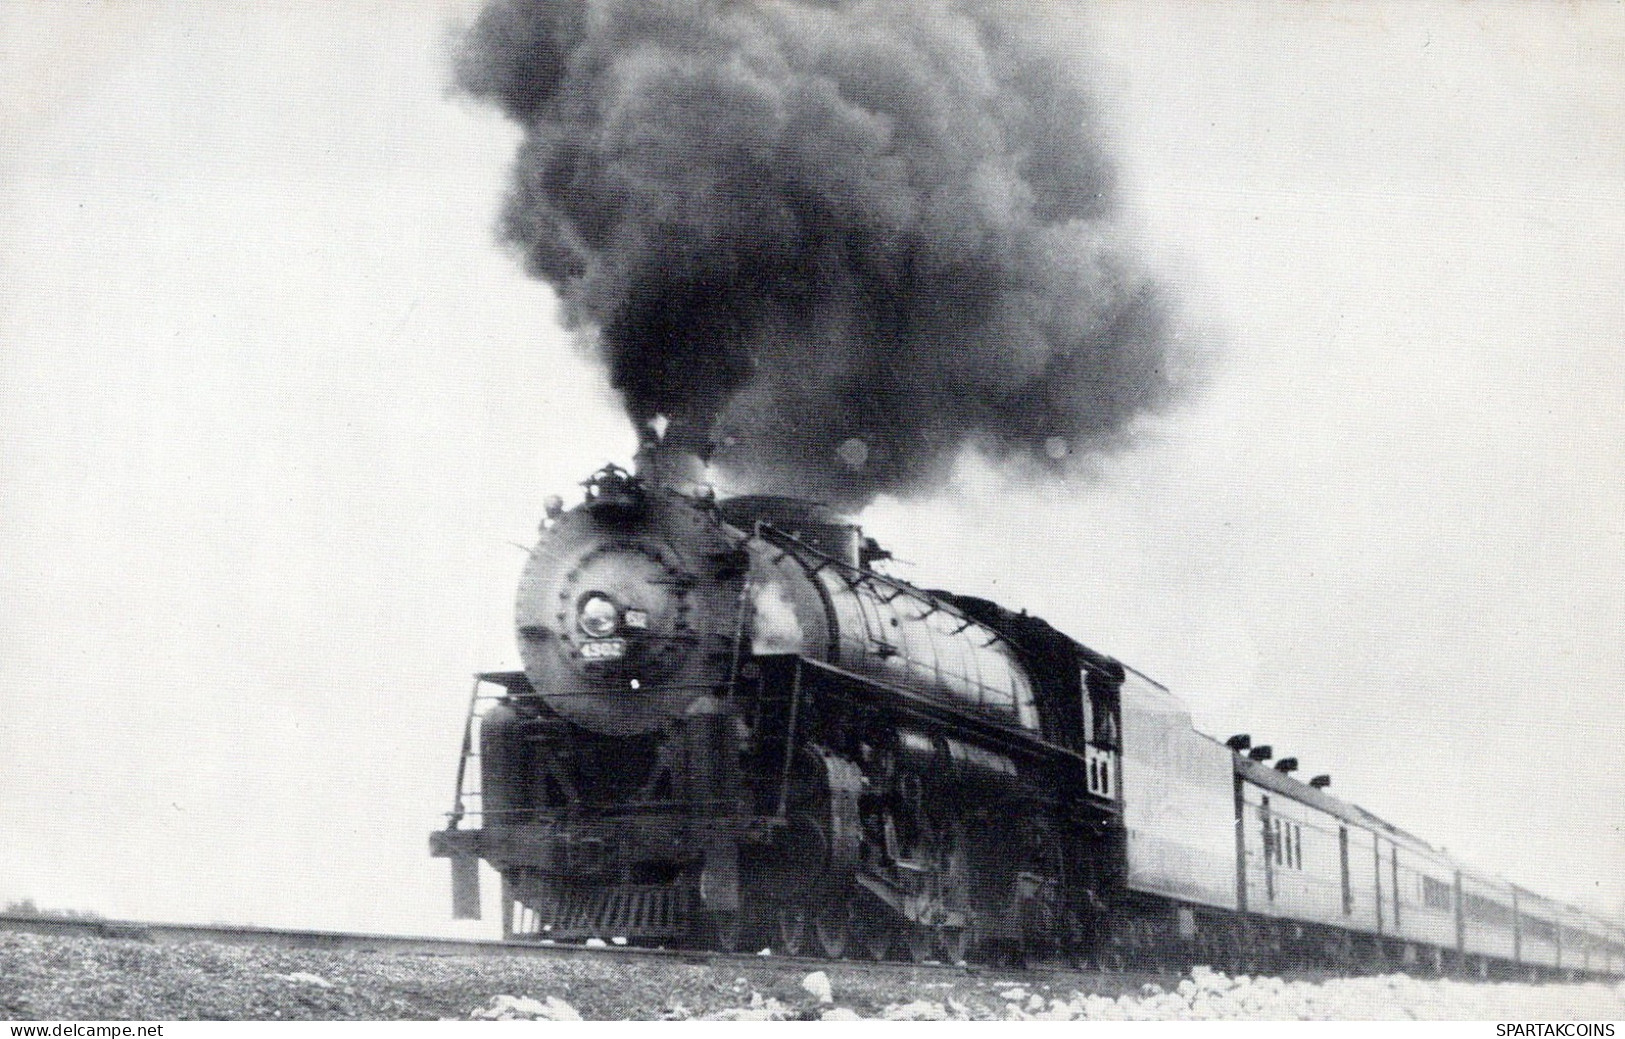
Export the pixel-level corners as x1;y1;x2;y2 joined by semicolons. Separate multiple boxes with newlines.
458;0;1191;508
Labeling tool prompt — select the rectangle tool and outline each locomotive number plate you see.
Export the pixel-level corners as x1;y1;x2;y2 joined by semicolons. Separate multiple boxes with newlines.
580;638;626;661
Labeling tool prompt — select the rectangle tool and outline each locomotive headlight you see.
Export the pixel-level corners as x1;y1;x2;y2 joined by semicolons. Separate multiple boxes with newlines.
578;593;619;638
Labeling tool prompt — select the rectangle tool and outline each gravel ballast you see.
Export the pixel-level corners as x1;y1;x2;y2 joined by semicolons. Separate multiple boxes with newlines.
2;932;1621;1021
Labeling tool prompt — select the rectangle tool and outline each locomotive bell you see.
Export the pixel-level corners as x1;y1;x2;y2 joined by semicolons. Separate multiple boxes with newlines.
580;463;646;518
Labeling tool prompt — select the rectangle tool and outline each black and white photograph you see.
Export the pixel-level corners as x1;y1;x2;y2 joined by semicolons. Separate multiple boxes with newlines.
2;0;1623;1024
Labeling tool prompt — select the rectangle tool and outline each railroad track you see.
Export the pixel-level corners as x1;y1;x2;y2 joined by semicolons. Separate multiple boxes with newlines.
0;913;607;959
0;912;1001;979
1;910;1322;1005
5;911;1236;1006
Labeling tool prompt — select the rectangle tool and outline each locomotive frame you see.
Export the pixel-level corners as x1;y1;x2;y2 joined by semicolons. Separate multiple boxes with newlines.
431;462;1625;977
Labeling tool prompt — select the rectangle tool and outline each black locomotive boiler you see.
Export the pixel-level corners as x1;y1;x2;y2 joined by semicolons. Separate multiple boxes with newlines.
432;458;1625;975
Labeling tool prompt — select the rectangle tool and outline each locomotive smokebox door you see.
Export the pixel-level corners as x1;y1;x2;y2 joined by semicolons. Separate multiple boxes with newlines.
451;854;481;920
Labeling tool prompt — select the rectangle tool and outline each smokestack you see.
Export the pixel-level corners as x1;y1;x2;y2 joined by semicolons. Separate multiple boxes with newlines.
457;0;1196;508
632;414;707;492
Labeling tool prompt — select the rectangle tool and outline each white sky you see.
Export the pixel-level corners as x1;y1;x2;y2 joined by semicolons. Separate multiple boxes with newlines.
2;1;1621;936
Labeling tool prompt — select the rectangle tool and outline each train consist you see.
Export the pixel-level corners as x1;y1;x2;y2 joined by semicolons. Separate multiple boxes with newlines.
432;455;1624;976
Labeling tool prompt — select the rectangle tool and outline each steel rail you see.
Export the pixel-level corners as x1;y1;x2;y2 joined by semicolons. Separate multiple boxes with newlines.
6;912;1595;988
0;913;978;977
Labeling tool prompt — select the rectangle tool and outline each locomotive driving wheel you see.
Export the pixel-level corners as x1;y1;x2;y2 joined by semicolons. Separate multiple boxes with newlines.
697;909;742;953
774;905;807;957
813;905;853;958
940;924;974;965
857;914;892;961
903;924;935;964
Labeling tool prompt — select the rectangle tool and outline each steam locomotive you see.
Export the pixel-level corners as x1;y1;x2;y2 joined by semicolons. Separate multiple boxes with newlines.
431;454;1625;975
